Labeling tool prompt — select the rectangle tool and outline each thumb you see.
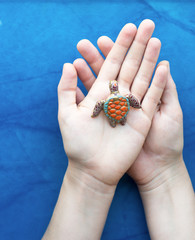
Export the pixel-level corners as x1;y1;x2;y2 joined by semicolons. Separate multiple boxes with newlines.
159;61;182;119
58;63;78;119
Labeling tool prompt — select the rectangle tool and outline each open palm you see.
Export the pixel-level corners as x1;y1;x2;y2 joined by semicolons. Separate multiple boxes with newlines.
128;66;183;188
73;20;183;188
58;20;167;186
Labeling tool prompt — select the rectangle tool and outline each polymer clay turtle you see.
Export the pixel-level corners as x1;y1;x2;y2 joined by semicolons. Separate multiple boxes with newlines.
91;80;141;127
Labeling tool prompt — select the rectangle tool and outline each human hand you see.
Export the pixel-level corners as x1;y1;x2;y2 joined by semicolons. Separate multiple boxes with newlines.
58;19;167;188
44;20;194;240
74;20;183;191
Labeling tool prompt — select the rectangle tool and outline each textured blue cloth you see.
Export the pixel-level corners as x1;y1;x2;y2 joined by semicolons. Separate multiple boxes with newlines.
0;1;194;239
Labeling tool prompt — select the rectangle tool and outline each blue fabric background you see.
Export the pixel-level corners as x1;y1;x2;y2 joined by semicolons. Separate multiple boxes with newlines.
0;1;194;239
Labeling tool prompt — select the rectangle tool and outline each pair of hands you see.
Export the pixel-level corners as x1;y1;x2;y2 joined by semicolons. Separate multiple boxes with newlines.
58;19;183;191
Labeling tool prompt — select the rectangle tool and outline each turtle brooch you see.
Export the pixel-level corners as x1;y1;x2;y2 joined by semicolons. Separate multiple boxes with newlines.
91;80;141;127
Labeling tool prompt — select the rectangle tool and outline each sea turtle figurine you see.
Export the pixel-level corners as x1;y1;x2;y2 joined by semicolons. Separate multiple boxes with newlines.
91;80;141;127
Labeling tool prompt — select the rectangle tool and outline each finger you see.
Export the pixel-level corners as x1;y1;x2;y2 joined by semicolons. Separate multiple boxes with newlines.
97;36;114;57
118;19;155;88
74;37;114;98
131;38;161;101
97;23;137;81
75;38;114;93
73;58;96;91
142;65;168;120
58;63;78;116
159;61;179;104
76;87;85;104
159;61;182;120
77;39;104;76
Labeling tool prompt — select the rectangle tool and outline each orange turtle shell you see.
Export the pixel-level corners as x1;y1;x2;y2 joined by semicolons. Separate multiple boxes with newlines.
104;95;130;123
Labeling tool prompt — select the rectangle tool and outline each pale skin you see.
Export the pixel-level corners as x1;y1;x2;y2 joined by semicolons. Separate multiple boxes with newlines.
42;20;195;240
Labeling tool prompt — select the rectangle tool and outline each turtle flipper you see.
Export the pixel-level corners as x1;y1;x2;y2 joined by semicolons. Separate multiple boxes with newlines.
91;100;105;117
120;117;126;125
127;93;141;109
109;119;116;128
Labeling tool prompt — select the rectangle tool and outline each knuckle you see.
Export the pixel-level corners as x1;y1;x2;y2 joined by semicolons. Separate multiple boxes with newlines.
57;110;63;123
146;94;159;105
57;82;62;94
177;108;183;121
128;57;140;68
108;55;120;66
137;73;150;85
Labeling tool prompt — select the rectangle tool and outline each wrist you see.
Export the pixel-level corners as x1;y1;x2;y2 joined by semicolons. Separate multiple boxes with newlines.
62;164;116;239
43;163;116;240
137;155;188;193
65;161;117;195
138;156;195;240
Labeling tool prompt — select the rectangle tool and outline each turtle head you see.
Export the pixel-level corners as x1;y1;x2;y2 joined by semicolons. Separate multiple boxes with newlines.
109;80;119;93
